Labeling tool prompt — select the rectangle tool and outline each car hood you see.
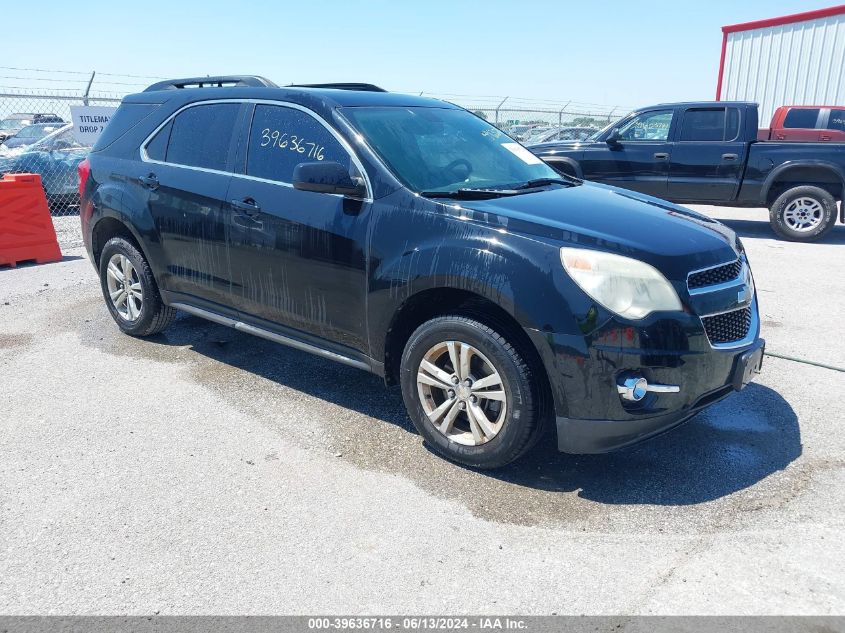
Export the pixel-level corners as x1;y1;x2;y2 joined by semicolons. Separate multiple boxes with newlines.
455;182;740;280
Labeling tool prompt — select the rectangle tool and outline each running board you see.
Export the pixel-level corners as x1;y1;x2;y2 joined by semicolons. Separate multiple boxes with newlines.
170;302;371;372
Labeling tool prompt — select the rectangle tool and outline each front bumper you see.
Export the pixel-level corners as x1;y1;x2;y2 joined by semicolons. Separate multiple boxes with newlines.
526;302;765;454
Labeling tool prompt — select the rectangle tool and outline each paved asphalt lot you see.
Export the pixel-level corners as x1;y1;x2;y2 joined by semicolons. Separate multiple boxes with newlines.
1;206;843;615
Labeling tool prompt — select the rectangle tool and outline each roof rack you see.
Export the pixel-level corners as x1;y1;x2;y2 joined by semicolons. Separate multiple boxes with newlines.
143;75;278;92
288;83;387;92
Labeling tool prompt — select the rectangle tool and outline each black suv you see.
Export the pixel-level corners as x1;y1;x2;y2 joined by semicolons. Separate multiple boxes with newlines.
80;76;765;468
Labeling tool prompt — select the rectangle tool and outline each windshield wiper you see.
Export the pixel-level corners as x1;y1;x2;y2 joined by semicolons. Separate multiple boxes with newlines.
512;177;578;189
419;188;522;199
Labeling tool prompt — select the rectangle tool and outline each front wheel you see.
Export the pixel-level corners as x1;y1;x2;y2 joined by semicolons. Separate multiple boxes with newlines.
769;185;838;242
400;316;540;469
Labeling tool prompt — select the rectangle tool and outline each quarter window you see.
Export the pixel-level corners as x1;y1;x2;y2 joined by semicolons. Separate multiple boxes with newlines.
783;108;819;129
617;110;673;141
246;105;351;183
164;103;240;171
145;120;171;161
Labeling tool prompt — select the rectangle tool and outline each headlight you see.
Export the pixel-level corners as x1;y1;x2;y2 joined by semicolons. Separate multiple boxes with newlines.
560;247;682;319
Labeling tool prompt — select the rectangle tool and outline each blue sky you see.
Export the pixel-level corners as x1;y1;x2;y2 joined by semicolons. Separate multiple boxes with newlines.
2;0;829;109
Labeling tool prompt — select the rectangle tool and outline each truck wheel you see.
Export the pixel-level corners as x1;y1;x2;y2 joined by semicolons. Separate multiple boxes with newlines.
400;316;539;469
769;186;837;241
99;237;177;337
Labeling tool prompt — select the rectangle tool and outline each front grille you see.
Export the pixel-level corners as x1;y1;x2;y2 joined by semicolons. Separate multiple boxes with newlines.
688;260;742;290
701;307;752;344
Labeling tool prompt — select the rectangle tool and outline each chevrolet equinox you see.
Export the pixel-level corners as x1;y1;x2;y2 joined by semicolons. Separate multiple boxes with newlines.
80;76;765;468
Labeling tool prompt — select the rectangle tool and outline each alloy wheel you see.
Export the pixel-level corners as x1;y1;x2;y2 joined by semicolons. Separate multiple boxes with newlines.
783;197;824;232
416;340;508;446
105;253;143;321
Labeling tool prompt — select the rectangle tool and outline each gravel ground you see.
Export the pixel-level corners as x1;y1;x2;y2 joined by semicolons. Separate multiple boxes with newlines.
0;208;843;614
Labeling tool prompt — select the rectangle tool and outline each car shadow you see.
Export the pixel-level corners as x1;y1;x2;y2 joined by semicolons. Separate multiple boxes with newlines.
483;382;801;505
719;217;845;244
146;314;801;506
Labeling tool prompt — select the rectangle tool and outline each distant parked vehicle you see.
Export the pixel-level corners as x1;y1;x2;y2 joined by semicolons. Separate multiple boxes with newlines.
0;113;64;143
503;124;538;141
0;124;90;211
0;123;66;153
758;105;845;142
526;126;599;144
530;100;845;241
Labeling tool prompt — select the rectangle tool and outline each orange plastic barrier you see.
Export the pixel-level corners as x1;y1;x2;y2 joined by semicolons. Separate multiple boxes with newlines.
0;173;62;268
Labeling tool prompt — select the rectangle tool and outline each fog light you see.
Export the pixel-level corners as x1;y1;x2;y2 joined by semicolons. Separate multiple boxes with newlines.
617;374;680;402
618;376;649;402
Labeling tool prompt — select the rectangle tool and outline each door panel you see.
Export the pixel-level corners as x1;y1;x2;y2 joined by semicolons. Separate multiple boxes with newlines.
226;103;370;352
667;107;746;201
145;164;233;303
141;102;242;304
580;109;674;197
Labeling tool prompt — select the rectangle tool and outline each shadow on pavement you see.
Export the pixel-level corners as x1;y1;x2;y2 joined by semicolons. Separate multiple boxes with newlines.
486;382;801;505
146;314;801;507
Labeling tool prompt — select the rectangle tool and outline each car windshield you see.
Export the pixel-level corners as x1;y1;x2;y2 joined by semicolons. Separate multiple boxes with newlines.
342;106;562;193
16;125;56;139
0;118;29;131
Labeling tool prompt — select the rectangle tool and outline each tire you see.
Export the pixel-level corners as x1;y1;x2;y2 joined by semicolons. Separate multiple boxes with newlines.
400;316;540;469
99;237;176;337
769;185;838;242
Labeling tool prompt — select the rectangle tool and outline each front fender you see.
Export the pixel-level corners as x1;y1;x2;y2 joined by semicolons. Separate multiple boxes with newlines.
366;197;589;360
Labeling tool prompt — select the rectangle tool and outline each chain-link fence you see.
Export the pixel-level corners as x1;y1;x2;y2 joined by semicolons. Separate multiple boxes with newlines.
0;90;121;216
418;93;631;143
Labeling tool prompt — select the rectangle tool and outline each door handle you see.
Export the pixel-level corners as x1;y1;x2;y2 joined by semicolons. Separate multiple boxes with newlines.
138;173;159;190
653;152;669;160
820;135;831;141
231;197;261;216
722;153;738;161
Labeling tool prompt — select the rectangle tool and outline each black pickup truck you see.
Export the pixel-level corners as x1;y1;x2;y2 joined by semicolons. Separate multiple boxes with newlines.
529;101;845;241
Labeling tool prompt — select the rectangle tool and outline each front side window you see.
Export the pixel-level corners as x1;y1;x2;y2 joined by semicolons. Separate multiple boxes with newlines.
341;106;561;193
616;110;673;141
783;108;820;129
828;109;845;132
245;105;352;183
164;103;240;171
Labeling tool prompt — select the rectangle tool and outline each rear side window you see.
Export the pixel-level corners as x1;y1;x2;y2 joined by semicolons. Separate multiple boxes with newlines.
245;104;351;183
680;108;726;141
829;109;845;132
164;103;240;170
783;108;820;129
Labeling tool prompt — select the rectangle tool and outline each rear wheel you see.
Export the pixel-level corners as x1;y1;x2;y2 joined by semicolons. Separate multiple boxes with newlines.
769;185;837;241
99;237;176;336
400;316;540;469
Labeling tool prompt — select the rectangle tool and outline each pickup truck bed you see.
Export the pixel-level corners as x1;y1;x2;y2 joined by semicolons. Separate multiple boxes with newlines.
530;101;845;241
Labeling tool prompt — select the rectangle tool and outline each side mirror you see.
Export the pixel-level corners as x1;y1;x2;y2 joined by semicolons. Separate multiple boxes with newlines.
606;128;621;144
292;161;366;198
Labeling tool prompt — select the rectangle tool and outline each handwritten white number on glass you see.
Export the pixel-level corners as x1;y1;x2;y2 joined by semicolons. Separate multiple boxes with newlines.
271;130;280;147
279;133;288;148
260;128;272;147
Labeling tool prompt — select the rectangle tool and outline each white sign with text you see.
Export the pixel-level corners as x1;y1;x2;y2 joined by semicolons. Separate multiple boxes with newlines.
70;106;118;145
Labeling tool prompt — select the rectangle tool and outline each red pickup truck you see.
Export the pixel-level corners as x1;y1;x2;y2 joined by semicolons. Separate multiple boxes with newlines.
758;105;845;142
